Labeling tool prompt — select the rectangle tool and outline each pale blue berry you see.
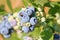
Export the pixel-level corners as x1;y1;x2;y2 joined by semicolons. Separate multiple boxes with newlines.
0;28;9;35
30;25;34;31
26;6;35;12
25;9;32;16
30;17;37;25
3;34;10;38
5;21;12;29
22;26;29;33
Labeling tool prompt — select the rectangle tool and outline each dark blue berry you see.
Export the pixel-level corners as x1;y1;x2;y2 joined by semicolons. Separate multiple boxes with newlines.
54;34;59;39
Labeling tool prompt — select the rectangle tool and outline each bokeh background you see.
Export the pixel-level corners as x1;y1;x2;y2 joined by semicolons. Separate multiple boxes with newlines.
0;0;60;40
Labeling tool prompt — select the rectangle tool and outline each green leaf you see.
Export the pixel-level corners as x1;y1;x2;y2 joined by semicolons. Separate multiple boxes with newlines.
49;5;60;15
22;0;28;7
0;5;5;12
35;0;48;6
49;35;53;40
53;24;60;32
6;0;13;12
32;3;39;7
32;27;40;38
13;8;21;13
41;30;52;40
0;12;7;15
28;0;35;3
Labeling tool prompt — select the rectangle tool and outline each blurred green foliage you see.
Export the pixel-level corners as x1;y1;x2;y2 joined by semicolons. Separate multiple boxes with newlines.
0;5;5;12
0;5;7;15
6;0;13;12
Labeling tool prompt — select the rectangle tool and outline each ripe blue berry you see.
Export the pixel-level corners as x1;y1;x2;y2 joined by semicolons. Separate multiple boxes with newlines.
22;26;29;33
30;17;37;25
54;34;59;39
29;25;34;31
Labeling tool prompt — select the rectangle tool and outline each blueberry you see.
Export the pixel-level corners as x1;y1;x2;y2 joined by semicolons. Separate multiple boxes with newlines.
22;26;29;33
5;21;12;29
0;24;4;34
0;23;4;30
54;34;59;39
29;25;34;31
0;28;9;35
8;28;14;34
21;15;29;22
26;6;35;12
3;16;8;21
20;15;30;26
25;9;32;16
1;21;5;27
18;10;27;19
3;34;10;38
30;17;37;25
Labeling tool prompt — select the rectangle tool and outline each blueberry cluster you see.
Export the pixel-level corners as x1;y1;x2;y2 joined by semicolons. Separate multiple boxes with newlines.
0;16;14;38
0;6;37;38
18;6;37;33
